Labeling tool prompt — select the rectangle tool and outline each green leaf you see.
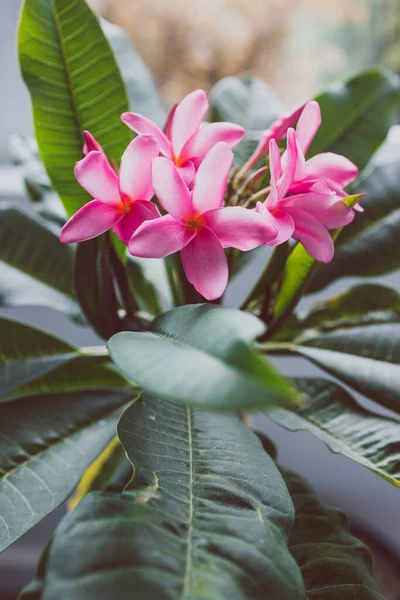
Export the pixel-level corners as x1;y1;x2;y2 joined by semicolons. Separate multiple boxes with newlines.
291;322;400;415
18;0;131;216
127;255;173;316
101;19;166;127
74;236;121;340
3;355;129;403
210;73;283;163
299;284;400;332
0;207;81;319
0;389;133;552
309;135;400;292
0;316;78;397
271;379;400;487
271;195;363;330
308;68;400;171
284;469;383;599
108;304;297;410
26;396;303;599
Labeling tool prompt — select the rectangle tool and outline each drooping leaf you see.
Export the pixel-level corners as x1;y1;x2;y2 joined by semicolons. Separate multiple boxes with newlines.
108;304;297;410
270;379;400;487
284;469;383;599
0;389;134;552
210;73;284;163
270;195;363;332
0;316;78;397
308;68;400;171
101;19;166;127
74;236;121;340
309;132;400;292
291;322;400;415
0;207;81;319
18;0;131;216
27;396;304;599
2;355;129;404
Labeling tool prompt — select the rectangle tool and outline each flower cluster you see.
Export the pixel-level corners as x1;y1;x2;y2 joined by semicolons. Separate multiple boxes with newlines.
60;90;359;300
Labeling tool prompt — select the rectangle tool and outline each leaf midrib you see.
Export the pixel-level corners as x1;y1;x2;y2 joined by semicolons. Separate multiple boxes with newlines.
181;405;194;600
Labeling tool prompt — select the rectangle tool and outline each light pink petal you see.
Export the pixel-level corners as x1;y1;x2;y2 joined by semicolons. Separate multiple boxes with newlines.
74;152;120;206
82;130;103;155
295;101;321;155
163;104;177;139
282;128;304;194
60;200;122;244
119;135;159;202
206;206;277;250
192;142;233;214
181;122;245;165
256;202;294;246
121;112;171;155
290;208;334;263
128;214;194;258
176;161;196;187
268;140;282;208
180;227;228;301
151;157;192;221
171;89;208;159
284;192;354;229
267;102;307;143
114;200;159;246
305;152;359;188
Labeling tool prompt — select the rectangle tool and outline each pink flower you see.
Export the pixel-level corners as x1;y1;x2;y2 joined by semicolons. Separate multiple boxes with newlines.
82;130;103;155
60;135;160;246
128;143;277;300
121;89;245;187
257;130;355;263
280;101;359;201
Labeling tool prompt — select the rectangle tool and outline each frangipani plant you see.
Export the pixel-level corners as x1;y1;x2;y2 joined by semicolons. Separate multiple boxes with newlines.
1;0;399;598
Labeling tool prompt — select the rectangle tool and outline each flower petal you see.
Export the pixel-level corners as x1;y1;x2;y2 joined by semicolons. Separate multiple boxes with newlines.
180;227;228;300
295;100;321;155
171;89;208;159
121;112;171;155
74;152;120;206
192;142;233;214
176;161;196;187
163;103;177;139
60;200;122;244
82;130;103;155
152;157;192;221
206;206;277;250
284;192;354;229
114;200;159;245
128;214;194;258
119;135;159;202
256;202;294;246
181;122;245;166
290;208;334;263
305;152;359;188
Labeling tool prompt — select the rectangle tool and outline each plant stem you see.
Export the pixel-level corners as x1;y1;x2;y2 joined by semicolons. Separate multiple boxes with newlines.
80;345;109;357
254;341;294;355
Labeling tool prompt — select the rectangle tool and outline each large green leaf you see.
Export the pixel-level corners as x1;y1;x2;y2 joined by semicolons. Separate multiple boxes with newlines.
108;304;297;410
284;469;383;599
270;195;363;332
308;68;400;171
101;19;166;127
0;207;81;319
25;396;303;599
0;389;133;552
0;316;79;397
309;135;400;292
210;73;283;163
18;0;131;216
298;284;400;332
2;356;129;403
270;379;400;487
290;322;400;414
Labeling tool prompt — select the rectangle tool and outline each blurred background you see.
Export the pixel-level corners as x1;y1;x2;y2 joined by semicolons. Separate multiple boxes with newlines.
1;0;400;598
